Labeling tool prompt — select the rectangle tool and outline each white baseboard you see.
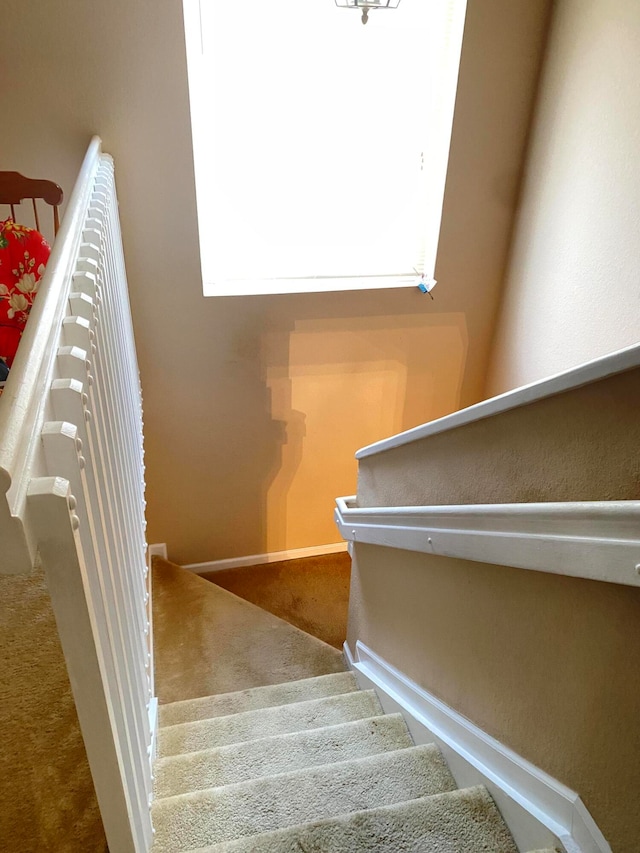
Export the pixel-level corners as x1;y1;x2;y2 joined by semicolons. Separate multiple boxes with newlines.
344;640;610;853
147;542;167;562
184;542;348;574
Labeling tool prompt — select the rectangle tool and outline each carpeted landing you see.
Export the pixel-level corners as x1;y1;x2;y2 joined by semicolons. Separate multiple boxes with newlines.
152;557;345;703
202;551;351;649
151;672;558;852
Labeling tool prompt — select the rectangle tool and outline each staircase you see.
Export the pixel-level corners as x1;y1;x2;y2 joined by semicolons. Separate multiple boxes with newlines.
151;671;556;852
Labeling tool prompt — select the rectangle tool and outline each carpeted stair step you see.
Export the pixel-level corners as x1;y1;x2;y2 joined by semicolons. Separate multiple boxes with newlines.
158;689;383;758
159;671;358;728
154;713;412;797
151;744;456;852
189;785;519;853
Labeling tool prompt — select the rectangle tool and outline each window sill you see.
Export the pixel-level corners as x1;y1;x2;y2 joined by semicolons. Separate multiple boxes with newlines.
203;273;422;297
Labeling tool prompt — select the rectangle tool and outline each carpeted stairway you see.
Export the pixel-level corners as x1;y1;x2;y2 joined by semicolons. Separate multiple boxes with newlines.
151;671;558;852
151;560;559;851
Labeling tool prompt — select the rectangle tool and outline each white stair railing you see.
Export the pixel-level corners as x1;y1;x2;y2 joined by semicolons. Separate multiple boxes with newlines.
0;138;154;852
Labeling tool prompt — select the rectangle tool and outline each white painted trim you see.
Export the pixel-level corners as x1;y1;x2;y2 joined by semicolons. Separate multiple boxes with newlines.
356;341;640;459
0;137;103;574
335;496;640;588
184;542;348;574
145;545;155;703
148;697;159;769
344;639;610;853
21;148;154;850
28;477;144;853
147;543;168;562
343;639;357;670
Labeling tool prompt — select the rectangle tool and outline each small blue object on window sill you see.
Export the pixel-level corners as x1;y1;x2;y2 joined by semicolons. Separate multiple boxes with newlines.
417;275;437;299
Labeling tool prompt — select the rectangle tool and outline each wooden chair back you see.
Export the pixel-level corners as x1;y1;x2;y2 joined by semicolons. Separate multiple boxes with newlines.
0;171;64;236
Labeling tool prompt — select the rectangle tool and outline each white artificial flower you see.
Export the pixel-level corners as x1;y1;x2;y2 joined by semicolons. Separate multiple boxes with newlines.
7;292;29;318
15;272;38;294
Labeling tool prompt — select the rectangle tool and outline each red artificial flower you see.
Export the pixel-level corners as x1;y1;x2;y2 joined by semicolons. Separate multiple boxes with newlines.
0;218;51;372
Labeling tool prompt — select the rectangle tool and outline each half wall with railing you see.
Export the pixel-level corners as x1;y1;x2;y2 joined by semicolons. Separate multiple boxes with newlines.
336;343;640;853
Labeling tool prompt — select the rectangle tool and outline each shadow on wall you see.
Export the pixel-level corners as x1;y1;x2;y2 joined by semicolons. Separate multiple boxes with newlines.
140;283;471;565
261;309;468;552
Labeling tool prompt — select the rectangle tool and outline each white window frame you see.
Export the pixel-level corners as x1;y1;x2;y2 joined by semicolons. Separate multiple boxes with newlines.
181;0;467;297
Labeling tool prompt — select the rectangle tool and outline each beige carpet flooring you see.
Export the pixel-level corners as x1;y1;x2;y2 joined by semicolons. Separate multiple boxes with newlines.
154;712;413;798
152;745;458;851
150;673;557;853
152;557;345;704
158;671;358;727
202;551;351;649
194;787;527;853
158;690;385;758
0;563;107;853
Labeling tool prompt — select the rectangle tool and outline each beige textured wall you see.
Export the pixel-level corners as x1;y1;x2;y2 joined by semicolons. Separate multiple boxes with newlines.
487;0;640;395
358;367;640;507
1;0;549;564
348;544;640;852
262;315;467;549
0;567;106;852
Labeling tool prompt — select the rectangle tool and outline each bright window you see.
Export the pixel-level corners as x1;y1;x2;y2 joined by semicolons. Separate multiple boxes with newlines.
182;0;467;296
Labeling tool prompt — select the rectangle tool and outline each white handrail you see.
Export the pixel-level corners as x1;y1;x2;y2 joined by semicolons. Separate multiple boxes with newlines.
335;495;640;587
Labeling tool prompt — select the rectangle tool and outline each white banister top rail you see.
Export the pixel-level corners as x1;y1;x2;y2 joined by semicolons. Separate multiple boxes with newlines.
355;341;640;459
0;137;102;572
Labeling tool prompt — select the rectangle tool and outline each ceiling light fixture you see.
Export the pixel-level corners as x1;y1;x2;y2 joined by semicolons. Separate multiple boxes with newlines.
334;0;401;26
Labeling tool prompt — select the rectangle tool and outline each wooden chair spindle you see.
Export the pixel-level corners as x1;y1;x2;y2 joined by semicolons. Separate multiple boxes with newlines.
32;198;40;231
